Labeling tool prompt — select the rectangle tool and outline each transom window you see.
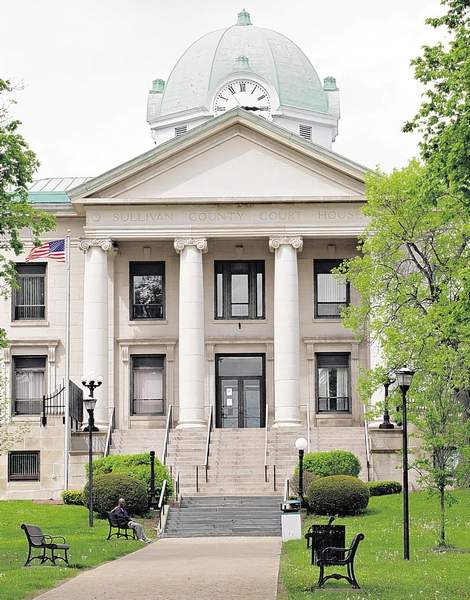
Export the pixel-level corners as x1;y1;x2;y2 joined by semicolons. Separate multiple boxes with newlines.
8;451;40;481
129;262;165;320
215;261;264;320
316;353;350;413
314;259;349;318
12;356;46;415
12;263;46;320
131;355;165;415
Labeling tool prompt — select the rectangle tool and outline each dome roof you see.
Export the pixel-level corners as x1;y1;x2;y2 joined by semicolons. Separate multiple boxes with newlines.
159;9;329;117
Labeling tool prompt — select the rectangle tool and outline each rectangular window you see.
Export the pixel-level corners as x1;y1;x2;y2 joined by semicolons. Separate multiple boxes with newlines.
314;259;349;318
214;261;264;320
131;355;165;415
175;125;187;137
8;451;40;481
316;353;350;413
12;263;46;320
13;356;46;415
129;262;165;320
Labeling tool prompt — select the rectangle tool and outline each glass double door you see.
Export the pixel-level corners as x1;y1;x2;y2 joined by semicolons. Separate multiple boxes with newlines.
216;354;265;428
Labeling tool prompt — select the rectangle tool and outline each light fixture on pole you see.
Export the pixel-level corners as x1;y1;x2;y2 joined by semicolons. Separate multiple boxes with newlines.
81;374;103;528
395;365;415;560
295;437;308;508
379;375;395;430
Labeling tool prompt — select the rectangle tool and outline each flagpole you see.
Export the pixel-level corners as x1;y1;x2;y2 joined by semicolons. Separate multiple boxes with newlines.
64;230;71;490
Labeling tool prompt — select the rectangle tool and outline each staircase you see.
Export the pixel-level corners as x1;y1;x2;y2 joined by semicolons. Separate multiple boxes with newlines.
163;495;281;538
165;429;206;495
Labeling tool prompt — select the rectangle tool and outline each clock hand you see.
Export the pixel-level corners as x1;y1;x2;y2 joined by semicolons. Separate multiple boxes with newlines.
241;106;269;111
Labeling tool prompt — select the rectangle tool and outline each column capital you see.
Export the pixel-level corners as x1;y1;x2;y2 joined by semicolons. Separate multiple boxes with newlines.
174;237;208;254
269;236;303;252
79;238;114;253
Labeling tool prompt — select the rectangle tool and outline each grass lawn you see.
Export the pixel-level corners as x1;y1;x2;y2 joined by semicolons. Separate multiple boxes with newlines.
279;489;470;600
0;501;157;600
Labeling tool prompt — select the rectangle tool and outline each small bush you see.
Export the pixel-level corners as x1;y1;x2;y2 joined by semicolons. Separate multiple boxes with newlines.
88;453;172;497
306;475;370;515
62;489;84;505
290;470;317;497
367;480;402;496
299;450;361;478
83;473;148;516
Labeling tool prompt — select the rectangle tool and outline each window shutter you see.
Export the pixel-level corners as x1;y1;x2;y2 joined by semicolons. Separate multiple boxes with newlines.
175;125;188;137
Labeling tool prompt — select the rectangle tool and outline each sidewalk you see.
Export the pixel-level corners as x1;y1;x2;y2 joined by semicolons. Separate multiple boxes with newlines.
34;536;282;600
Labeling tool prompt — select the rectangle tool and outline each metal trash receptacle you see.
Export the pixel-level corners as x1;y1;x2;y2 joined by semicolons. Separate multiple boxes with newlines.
310;522;345;565
281;500;302;542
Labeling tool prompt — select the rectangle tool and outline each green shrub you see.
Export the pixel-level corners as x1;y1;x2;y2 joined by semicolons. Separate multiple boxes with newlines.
367;480;402;496
61;489;84;505
87;453;172;497
299;450;361;478
306;475;370;515
289;470;317;497
83;473;148;516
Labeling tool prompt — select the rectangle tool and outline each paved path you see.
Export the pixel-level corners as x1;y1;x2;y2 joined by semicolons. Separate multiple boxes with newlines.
35;537;281;600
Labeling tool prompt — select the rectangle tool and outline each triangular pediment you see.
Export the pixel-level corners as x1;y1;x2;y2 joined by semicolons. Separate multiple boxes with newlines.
70;109;366;204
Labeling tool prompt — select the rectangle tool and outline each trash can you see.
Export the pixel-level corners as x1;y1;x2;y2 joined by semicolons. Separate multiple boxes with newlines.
310;520;345;565
281;500;302;542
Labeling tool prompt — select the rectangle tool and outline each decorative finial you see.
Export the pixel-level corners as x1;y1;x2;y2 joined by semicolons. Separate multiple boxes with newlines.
151;79;165;93
323;76;338;91
234;55;251;70
237;8;252;26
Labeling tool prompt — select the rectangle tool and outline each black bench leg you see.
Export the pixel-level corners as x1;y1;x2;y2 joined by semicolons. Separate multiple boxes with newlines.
107;525;112;540
317;565;325;589
348;561;360;589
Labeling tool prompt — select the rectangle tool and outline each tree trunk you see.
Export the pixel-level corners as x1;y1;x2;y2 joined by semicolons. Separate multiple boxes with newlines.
439;486;446;546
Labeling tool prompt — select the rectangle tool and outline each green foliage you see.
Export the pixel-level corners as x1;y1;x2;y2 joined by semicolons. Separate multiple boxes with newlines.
366;480;402;496
306;475;370;515
289;470;317;497
61;489;84;505
298;450;361;478
83;473;148;516
0;79;55;349
88;453;172;497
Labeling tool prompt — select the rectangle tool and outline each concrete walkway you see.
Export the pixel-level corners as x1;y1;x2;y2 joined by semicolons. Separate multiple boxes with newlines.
34;537;282;600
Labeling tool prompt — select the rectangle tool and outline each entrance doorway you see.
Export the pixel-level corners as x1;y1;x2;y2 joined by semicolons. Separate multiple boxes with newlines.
215;354;265;428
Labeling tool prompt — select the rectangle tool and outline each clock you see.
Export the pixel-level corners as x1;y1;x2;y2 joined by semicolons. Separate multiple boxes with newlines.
214;79;272;119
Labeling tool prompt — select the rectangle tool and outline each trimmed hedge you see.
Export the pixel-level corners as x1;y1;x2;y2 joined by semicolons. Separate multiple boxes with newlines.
306;475;370;515
61;489;84;505
83;473;148;516
367;480;402;496
87;453;172;497
299;450;361;478
289;470;317;497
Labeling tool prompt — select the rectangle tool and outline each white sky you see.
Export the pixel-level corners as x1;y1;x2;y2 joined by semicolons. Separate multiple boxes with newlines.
1;0;443;179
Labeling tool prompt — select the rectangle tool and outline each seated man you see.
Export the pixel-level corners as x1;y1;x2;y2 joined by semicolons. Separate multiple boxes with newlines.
111;498;152;544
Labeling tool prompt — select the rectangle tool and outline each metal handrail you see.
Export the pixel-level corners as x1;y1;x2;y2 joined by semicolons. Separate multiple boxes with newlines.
264;402;269;482
104;407;115;457
175;471;180;501
203;405;213;482
155;479;168;533
283;478;290;502
161;405;173;465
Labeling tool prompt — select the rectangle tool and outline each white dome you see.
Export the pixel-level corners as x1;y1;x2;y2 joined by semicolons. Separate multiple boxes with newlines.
158;9;329;117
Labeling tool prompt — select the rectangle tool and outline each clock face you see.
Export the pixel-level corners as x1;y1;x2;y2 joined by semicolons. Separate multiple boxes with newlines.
214;80;272;119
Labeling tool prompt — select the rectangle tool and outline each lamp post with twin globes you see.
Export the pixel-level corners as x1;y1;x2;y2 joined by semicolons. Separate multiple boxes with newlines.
81;374;102;528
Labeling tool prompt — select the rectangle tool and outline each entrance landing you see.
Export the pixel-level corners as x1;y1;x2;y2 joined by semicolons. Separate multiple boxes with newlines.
34;537;281;600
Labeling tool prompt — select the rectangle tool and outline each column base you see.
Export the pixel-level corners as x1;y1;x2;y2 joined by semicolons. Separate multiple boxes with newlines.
272;419;303;428
176;420;206;429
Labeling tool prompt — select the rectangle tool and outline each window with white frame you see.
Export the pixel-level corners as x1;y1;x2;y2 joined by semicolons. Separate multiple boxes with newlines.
131;355;165;415
12;356;46;415
12;263;46;320
316;353;350;412
314;259;350;318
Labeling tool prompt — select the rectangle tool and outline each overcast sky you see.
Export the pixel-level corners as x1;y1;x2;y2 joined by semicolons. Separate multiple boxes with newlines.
1;0;443;180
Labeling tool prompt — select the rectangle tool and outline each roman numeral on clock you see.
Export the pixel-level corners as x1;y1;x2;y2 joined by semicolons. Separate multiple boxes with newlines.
239;82;246;92
257;94;266;101
228;85;236;94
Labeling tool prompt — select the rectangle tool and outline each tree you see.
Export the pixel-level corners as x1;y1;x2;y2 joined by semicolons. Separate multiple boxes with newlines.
0;78;55;348
0;374;28;455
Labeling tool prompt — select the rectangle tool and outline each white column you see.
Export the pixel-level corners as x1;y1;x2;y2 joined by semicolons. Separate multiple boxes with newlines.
269;236;303;427
79;238;113;427
174;237;207;428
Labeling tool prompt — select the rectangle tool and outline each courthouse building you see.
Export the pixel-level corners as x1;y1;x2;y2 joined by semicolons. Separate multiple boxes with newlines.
1;10;399;499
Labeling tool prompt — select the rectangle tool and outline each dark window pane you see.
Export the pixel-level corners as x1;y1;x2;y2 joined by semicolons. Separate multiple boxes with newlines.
314;260;349;318
130;262;165;320
316;353;350;413
218;356;263;377
131;355;164;415
8;451;40;481
13;264;46;320
256;272;263;317
13;356;46;415
214;261;264;319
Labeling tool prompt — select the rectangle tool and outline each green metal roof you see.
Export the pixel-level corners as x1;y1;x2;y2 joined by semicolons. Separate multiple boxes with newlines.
28;177;91;204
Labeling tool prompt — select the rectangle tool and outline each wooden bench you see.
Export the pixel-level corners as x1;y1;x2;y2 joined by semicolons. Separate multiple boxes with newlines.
21;523;70;566
107;512;137;540
316;532;365;589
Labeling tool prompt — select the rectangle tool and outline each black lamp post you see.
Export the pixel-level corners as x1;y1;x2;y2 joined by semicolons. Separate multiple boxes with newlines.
81;374;103;528
379;375;395;429
295;437;308;508
395;366;415;560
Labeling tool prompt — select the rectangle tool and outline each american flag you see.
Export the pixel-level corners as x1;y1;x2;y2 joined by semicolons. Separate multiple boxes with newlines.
25;239;66;263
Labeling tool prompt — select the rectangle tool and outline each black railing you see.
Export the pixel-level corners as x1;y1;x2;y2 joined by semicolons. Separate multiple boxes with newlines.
69;380;83;430
14;398;42;415
40;380;83;428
